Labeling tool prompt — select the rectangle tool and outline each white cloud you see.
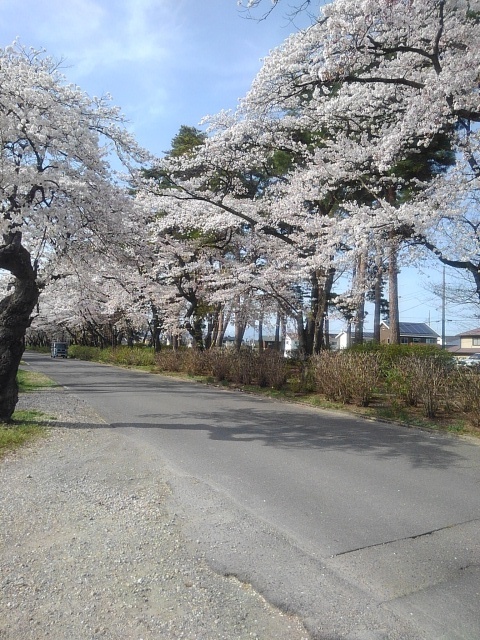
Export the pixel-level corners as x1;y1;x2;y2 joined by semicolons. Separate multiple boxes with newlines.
1;0;179;76
0;0;303;156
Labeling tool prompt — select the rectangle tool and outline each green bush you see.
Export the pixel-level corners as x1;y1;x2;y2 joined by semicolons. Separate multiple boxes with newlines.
349;342;454;370
105;346;155;367
68;345;100;361
69;345;156;367
386;358;421;407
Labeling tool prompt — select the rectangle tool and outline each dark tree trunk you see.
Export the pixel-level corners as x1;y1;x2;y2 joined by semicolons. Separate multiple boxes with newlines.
184;297;204;349
258;316;264;352
296;267;334;357
313;268;335;354
296;312;307;356
214;307;231;348
151;305;162;352
234;320;247;351
0;233;39;421
185;316;204;349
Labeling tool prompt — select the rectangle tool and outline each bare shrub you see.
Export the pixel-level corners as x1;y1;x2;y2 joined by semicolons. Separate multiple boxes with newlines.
296;357;316;393
312;351;380;406
349;352;381;407
387;354;454;418
229;349;255;385
208;348;232;382
394;356;449;419
451;368;480;427
182;349;210;376
155;349;184;372
256;350;287;389
448;369;470;413
388;358;421;407
312;352;343;401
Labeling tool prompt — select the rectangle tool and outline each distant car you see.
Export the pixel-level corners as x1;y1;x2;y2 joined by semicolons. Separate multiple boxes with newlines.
459;353;480;368
51;342;68;358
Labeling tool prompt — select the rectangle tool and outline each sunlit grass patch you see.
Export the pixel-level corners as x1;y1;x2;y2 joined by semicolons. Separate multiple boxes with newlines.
17;368;57;392
0;410;47;456
0;369;57;457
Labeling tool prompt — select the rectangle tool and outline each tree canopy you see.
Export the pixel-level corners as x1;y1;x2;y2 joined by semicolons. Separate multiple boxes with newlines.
3;1;480;417
0;43;148;419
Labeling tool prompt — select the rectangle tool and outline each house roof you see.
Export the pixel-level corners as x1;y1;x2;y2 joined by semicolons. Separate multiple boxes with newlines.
400;322;439;336
457;327;480;337
447;346;480;355
335;330;375;339
382;322;439;337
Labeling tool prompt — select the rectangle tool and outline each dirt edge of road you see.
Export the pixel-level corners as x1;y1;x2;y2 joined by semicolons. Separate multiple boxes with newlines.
0;388;310;640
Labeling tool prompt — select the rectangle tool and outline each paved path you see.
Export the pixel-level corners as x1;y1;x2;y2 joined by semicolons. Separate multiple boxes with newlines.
24;352;480;639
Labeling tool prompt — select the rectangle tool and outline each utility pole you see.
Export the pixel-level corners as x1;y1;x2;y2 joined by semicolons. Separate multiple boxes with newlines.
441;266;446;349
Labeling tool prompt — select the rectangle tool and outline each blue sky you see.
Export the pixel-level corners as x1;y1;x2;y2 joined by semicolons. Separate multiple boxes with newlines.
0;0;311;155
1;0;477;334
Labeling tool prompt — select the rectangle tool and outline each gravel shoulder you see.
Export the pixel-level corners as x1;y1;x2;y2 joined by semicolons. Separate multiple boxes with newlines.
0;388;309;640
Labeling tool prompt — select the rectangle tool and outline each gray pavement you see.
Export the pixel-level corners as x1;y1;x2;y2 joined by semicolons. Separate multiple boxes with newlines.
23;351;480;639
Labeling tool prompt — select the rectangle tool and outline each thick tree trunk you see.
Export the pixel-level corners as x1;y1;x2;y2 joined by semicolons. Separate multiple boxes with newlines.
0;233;39;422
185;317;204;349
233;296;248;351
296;312;307;356
313;268;335;354
234;320;247;351
214;307;231;348
184;297;205;349
295;268;335;356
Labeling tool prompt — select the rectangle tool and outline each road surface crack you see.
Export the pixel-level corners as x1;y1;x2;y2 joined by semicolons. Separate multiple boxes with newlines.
333;517;480;557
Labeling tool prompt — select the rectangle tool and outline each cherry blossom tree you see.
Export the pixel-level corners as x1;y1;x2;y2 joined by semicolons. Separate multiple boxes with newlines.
238;0;480;340
0;43;147;420
236;0;321;20
134;0;480;353
138;105;351;353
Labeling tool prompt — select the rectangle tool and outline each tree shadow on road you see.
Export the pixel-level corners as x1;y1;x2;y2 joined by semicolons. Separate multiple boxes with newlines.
106;404;475;471
24;365;476;471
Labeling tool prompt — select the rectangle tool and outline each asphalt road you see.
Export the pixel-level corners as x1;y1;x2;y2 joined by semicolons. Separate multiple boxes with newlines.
23;352;480;639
